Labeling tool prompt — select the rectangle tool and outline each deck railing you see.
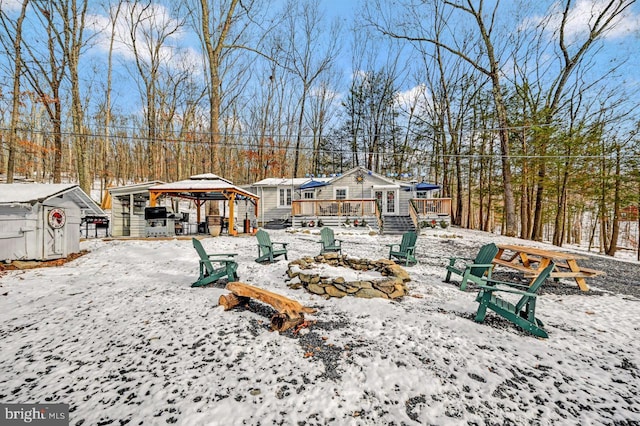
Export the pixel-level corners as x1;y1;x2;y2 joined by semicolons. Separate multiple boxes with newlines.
411;198;452;216
292;199;379;217
408;199;420;230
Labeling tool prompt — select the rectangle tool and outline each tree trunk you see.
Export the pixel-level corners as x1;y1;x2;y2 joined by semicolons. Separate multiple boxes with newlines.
5;0;29;183
606;147;622;256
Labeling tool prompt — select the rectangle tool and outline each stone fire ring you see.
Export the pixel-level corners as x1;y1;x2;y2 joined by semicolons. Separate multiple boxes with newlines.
285;253;411;299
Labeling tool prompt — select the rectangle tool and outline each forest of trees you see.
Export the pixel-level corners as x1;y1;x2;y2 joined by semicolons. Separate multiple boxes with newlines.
0;0;639;256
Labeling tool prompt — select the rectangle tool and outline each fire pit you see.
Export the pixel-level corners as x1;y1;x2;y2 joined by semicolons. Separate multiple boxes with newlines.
286;253;410;299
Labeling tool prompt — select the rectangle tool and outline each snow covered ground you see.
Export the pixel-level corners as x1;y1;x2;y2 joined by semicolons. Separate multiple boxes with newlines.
1;227;639;425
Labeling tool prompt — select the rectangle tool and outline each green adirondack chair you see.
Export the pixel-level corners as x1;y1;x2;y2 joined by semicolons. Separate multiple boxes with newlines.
386;231;418;266
318;227;343;255
191;238;238;287
255;229;288;263
445;243;499;291
474;262;555;338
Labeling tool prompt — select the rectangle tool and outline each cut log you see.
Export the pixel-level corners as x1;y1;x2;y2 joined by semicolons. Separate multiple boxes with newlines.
270;312;304;332
218;293;250;310
224;282;316;332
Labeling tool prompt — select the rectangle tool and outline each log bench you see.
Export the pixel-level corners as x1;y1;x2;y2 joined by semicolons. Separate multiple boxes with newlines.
219;282;316;332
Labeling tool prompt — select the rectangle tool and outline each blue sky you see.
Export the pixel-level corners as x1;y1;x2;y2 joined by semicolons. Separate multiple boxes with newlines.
2;0;639;124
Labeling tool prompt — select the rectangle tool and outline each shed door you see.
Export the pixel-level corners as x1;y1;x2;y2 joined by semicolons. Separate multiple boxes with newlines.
43;206;66;259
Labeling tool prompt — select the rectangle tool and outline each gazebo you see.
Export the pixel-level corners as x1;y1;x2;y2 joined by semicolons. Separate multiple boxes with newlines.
148;174;259;236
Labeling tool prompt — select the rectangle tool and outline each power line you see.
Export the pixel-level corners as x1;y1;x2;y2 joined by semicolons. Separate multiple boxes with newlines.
1;126;636;161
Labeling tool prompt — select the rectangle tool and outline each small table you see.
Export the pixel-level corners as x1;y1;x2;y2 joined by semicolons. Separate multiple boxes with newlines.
492;244;604;291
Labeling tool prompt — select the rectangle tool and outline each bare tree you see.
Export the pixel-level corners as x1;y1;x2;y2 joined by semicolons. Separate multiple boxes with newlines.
0;0;29;182
528;0;636;242
366;0;519;236
278;0;340;177
50;0;92;192
20;1;68;183
306;70;341;175
123;1;187;179
99;0;124;200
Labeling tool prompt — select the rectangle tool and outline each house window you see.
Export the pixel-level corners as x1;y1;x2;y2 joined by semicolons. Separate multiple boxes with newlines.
416;191;428;199
303;191;314;199
335;188;348;200
278;188;292;207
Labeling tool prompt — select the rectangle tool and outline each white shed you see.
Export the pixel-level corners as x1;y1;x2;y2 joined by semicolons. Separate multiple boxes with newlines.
108;181;165;237
0;184;105;261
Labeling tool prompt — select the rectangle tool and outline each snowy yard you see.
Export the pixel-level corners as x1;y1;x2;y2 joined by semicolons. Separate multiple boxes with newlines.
0;227;639;425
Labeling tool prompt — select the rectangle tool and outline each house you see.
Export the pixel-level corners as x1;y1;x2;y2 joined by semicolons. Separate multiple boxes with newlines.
0;183;106;261
245;166;450;234
242;177;331;226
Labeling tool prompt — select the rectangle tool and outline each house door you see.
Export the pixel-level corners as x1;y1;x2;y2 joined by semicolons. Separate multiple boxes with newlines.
374;189;398;215
43;206;66;259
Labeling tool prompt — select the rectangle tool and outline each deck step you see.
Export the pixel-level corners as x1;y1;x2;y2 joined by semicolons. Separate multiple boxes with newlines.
382;216;416;235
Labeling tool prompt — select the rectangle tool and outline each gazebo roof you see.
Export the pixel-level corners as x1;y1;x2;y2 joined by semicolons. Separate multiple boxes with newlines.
148;175;259;202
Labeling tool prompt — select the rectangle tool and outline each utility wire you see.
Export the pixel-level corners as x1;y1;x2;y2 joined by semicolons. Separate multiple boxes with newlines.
0;125;635;160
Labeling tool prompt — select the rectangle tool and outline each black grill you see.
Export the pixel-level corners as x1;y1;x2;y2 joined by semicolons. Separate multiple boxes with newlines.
144;207;167;220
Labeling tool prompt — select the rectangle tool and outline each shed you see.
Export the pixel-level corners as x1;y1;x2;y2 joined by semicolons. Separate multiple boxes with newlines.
0;184;105;261
108;181;165;237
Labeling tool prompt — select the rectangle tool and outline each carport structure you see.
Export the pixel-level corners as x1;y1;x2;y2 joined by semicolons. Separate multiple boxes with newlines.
148;174;259;236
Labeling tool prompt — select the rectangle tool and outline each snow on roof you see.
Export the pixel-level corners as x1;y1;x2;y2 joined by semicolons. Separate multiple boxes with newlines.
108;181;165;195
252;178;312;186
189;173;232;184
0;183;106;216
149;178;259;199
252;177;333;187
0;183;77;203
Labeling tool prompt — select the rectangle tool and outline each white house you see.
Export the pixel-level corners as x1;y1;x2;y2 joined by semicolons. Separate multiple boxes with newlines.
242;166;446;233
242;177;331;226
0;184;105;261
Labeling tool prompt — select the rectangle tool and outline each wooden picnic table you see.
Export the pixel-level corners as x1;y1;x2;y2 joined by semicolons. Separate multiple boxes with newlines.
492;244;604;292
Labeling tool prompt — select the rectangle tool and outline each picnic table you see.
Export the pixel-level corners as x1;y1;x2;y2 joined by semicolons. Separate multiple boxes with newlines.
492;244;604;291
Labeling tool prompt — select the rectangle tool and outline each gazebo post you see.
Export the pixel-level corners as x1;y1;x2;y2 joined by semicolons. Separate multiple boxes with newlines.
254;200;259;233
149;191;160;207
228;192;237;236
195;198;204;225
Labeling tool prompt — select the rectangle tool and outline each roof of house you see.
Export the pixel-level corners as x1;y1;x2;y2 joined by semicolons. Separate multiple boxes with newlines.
414;182;441;191
299;179;331;190
0;183;106;216
108;181;165;196
252;177;330;187
250;166;440;192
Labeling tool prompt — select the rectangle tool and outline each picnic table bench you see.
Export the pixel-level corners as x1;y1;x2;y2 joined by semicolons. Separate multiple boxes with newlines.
492;244;604;291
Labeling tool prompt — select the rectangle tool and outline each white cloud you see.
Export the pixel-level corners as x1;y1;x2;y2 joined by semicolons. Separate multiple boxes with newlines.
526;0;640;42
0;0;22;13
394;83;428;110
86;2;201;75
